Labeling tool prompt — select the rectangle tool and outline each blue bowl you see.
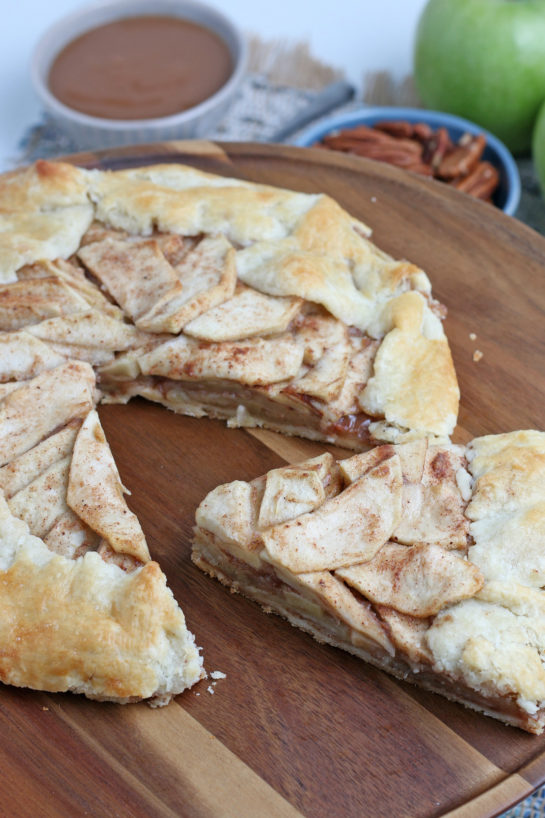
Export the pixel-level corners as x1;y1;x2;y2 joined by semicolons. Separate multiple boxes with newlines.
293;106;521;216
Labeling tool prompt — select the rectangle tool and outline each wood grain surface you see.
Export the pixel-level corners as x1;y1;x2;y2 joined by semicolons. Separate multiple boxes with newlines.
6;140;545;818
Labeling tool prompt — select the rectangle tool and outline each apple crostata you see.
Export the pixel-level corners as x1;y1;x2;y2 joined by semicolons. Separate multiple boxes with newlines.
0;158;457;708
0;355;204;703
0;159;459;448
193;431;545;734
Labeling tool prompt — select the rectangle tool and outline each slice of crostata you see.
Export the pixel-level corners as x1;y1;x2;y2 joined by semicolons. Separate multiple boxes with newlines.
0;357;204;704
193;430;545;734
0;159;459;449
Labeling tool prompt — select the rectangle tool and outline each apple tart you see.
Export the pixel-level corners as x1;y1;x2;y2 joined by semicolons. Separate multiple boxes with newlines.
0;159;459;449
193;430;545;734
0;357;204;704
0;157;459;708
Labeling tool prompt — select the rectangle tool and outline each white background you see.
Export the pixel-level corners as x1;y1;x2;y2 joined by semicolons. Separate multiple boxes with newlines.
0;0;428;166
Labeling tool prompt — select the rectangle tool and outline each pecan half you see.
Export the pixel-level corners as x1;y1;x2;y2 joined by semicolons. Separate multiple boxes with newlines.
412;122;434;142
422;127;453;169
437;134;486;180
452;161;499;199
374;120;414;139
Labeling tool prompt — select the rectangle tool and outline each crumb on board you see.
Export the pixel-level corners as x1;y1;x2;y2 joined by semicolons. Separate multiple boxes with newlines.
370;196;377;203
473;349;483;362
42;706;49;711
207;685;215;695
469;332;477;341
210;670;226;680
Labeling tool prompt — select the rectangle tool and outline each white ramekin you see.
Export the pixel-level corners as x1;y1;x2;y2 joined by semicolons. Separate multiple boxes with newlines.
31;0;247;149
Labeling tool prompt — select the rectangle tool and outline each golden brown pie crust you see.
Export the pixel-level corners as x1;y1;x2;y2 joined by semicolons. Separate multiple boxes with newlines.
0;157;464;709
0;160;459;445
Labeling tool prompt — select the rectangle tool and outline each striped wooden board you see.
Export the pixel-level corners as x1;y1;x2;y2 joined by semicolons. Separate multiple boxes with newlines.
5;141;544;818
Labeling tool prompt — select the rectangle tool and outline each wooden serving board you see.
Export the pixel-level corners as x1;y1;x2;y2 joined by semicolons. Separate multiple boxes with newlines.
4;141;545;818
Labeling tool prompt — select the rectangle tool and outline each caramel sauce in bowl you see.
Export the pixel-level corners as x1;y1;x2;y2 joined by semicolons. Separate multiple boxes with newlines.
31;0;247;148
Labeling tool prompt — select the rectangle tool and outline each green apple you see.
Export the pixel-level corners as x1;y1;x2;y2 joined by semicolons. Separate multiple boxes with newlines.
414;0;545;154
532;97;545;196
